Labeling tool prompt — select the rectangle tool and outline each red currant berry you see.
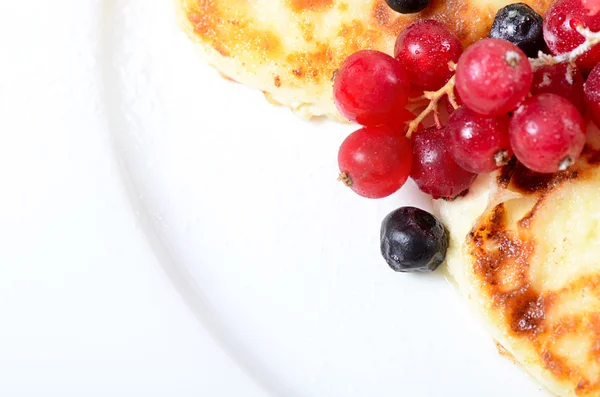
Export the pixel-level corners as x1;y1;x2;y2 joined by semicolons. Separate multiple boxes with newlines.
544;0;600;70
531;63;586;114
509;93;586;173
455;38;533;116
410;85;425;99
394;20;462;91
411;127;477;199
583;0;600;15
585;64;600;128
394;108;417;129
333;50;411;126
338;125;412;199
447;106;512;174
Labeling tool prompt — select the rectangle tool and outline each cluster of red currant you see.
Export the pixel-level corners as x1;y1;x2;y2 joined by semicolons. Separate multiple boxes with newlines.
334;0;600;200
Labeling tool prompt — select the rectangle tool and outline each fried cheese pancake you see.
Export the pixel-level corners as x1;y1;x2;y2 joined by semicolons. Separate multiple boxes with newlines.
175;0;553;120
438;124;600;397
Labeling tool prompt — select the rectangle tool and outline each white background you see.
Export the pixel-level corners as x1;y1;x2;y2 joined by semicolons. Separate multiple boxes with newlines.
0;2;266;396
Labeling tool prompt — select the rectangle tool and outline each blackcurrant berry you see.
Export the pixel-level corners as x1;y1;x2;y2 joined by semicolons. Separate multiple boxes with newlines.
380;207;449;273
489;3;545;58
385;0;430;14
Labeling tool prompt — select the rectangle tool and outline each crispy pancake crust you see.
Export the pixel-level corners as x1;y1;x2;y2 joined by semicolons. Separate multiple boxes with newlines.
468;154;600;396
176;0;553;119
439;125;600;397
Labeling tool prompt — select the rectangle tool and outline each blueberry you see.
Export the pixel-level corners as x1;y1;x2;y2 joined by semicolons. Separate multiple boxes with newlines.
385;0;430;14
380;207;449;273
488;3;545;58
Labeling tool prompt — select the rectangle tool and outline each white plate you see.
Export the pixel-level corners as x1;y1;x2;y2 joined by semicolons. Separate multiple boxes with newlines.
106;1;547;396
0;1;271;396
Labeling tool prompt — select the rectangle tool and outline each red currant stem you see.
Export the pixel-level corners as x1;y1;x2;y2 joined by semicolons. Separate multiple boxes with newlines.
406;76;456;138
337;172;353;187
530;26;600;69
433;112;443;128
447;93;459;110
408;96;430;111
409;95;427;103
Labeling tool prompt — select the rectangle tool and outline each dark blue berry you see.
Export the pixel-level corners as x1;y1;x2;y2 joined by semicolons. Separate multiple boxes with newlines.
488;3;545;58
385;0;430;14
380;207;448;273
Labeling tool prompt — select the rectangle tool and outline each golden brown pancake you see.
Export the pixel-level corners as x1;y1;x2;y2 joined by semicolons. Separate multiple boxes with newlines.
175;0;553;120
438;123;600;397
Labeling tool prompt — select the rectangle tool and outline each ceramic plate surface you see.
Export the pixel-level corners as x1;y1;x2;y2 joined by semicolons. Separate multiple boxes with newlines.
13;0;550;395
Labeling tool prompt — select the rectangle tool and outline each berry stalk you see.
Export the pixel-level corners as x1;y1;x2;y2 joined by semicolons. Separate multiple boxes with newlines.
531;25;600;68
407;26;600;139
406;75;457;138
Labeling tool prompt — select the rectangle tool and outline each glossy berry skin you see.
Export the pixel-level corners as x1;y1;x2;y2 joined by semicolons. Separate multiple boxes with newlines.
394;20;463;91
396;108;417;129
544;0;600;69
411;127;477;199
456;39;533;116
385;0;429;14
380;207;449;273
338;126;412;199
489;3;545;57
333;50;411;126
531;63;586;114
510;94;586;173
584;64;600;128
447;106;512;174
